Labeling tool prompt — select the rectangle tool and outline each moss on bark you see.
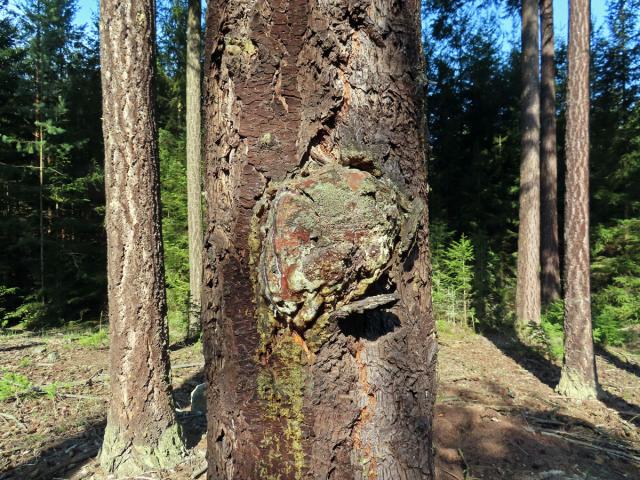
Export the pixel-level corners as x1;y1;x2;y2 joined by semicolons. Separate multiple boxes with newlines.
556;367;598;400
99;422;186;476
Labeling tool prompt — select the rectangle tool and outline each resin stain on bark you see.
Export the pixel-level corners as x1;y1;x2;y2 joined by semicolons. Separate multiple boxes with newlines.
257;163;419;334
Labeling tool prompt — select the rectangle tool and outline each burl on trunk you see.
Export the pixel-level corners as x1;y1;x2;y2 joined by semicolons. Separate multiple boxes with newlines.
202;0;436;478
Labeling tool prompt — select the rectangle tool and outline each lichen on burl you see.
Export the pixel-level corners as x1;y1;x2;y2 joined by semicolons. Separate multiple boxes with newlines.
257;163;413;334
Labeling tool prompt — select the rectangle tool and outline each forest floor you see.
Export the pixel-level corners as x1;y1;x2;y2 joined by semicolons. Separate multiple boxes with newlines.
0;325;639;480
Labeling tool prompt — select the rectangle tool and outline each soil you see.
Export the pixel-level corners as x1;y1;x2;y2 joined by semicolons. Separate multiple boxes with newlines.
0;327;638;479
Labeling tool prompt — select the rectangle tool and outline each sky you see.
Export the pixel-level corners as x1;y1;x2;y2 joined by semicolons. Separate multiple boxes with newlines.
10;0;610;42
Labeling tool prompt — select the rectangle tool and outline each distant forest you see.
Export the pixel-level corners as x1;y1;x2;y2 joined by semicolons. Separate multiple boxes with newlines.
1;0;639;351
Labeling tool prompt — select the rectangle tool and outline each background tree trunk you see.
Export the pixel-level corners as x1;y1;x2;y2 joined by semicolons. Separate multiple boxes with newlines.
202;0;436;478
99;0;186;475
557;0;598;400
186;0;203;341
540;0;561;306
516;0;542;332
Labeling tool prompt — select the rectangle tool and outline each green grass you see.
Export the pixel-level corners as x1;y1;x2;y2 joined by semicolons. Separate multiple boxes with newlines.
76;329;109;348
19;356;32;367
0;372;35;401
436;318;476;342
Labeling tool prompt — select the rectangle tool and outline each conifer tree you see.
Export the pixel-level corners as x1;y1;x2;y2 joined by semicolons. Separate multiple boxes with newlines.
540;0;561;305
557;0;598;400
99;0;186;473
516;0;542;332
185;0;202;341
202;0;436;477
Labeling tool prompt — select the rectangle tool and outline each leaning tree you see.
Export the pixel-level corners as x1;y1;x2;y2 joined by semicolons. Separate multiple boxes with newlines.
99;0;186;474
201;0;437;478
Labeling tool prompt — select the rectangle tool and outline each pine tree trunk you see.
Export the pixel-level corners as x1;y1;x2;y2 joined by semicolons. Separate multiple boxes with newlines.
516;0;542;332
557;0;598;400
202;0;436;478
99;0;186;475
540;0;561;306
186;0;203;341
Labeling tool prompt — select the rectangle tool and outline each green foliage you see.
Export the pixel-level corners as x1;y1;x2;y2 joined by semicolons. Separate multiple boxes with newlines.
76;328;109;348
41;382;59;400
540;300;565;362
2;294;47;329
0;0;105;329
432;226;476;328
159;128;189;341
0;372;34;401
592;219;640;346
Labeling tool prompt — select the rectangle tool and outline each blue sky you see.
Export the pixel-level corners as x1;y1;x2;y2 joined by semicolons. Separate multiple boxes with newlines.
12;0;610;40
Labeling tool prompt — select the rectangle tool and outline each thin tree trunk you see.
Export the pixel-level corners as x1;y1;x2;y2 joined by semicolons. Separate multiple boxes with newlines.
202;0;436;478
99;0;186;475
186;0;203;342
516;0;542;332
557;0;598;400
540;0;561;306
35;10;44;301
38;123;44;300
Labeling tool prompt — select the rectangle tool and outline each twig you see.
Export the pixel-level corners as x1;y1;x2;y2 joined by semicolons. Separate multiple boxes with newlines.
0;412;27;430
537;430;640;464
172;362;205;370
60;393;106;401
440;468;462;480
191;464;208;479
457;448;470;477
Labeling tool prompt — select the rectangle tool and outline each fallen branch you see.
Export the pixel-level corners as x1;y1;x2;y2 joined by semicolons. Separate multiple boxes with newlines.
60;393;106;401
535;430;640;465
172;362;205;370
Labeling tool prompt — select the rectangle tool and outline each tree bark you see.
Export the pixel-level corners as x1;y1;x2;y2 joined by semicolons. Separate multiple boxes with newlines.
557;0;598;400
99;0;186;475
516;0;542;331
202;0;436;478
186;0;203;341
540;0;561;306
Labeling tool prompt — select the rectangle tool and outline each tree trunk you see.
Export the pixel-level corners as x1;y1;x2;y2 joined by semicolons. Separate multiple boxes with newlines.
516;0;542;332
186;0;203;341
540;0;561;306
99;0;186;475
557;0;598;400
202;0;436;478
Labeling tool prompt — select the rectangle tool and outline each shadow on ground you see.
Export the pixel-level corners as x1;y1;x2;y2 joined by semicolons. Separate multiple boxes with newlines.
596;346;640;378
0;369;206;480
486;334;640;428
435;386;638;480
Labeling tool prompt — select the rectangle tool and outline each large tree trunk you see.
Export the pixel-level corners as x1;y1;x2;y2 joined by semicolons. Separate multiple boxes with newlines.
516;0;542;332
99;0;186;475
557;0;598;400
186;0;204;341
202;0;436;478
540;0;561;306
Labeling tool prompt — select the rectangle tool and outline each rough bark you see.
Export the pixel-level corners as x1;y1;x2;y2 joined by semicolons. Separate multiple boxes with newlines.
99;0;186;475
540;0;561;306
516;0;542;331
557;0;598;400
202;0;436;478
186;0;204;341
